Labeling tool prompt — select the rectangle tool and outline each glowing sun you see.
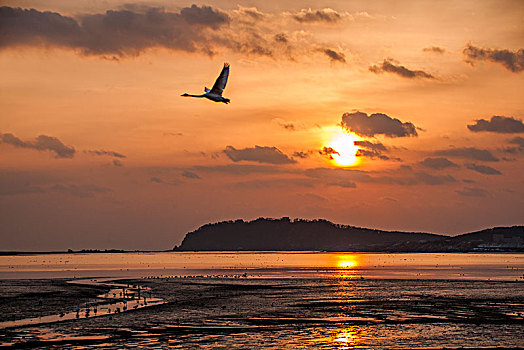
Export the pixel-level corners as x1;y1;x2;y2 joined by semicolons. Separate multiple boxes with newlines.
328;132;361;167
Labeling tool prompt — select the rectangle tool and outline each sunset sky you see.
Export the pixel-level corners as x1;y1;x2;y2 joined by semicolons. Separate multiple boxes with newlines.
1;0;523;250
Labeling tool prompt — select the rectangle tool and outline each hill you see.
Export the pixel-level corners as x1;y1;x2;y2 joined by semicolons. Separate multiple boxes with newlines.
173;217;523;252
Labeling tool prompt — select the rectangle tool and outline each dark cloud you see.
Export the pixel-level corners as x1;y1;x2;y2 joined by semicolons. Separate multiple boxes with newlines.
341;111;418;138
223;145;296;164
85;149;126;158
112;159;123;167
369;58;435;79
323;49;345;63
434;147;499;162
51;184;110;198
509;136;524;147
274;119;296;131
355;149;390;160
467;116;524;133
354;140;395;161
422;46;446;54
465;163;502;175
292;151;309;159
0;132;75;158
463;43;524;72
292;8;342;23
419;157;458;170
0;5;229;58
319;146;340;160
353;140;387;151
456;187;488;197
181;170;201;179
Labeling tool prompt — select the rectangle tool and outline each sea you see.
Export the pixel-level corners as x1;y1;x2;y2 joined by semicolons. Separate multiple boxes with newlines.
0;252;522;349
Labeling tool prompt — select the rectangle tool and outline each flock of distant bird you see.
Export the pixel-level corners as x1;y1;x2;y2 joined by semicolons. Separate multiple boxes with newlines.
181;63;231;104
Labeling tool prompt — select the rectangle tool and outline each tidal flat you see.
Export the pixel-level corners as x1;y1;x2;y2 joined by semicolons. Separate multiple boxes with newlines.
0;253;522;349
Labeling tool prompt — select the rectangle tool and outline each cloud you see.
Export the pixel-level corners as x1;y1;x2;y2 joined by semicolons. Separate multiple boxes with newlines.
112;159;123;167
0;5;229;58
51;184;110;198
304;166;455;186
292;151;310;159
0;171;45;196
419;157;458;170
509;136;524;148
318;146;340;160
0;132;75;158
323;48;345;63
341;111;418;138
85;149;126;158
422;46;446;54
465;163;502;175
181;170;201;179
327;181;356;188
456;187;488;197
163;132;183;137
467;116;524;133
273;118;296;131
149;176;179;186
223;145;296;164
353;140;396;161
292;8;343;23
369;58;435;79
434;147;499;162
234;6;264;21
463;43;524;72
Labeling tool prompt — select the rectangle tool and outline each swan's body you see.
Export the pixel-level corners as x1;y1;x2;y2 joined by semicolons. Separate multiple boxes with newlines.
182;63;230;104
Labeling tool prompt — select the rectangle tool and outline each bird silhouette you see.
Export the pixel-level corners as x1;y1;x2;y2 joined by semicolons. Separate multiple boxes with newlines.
181;63;230;104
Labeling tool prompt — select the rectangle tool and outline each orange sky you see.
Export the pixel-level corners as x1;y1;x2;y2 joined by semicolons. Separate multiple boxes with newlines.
1;0;523;250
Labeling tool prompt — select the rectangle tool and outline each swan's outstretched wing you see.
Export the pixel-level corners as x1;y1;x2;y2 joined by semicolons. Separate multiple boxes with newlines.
210;63;229;95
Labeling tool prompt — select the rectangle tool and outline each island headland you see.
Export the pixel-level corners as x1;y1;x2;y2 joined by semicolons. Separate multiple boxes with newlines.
174;217;524;252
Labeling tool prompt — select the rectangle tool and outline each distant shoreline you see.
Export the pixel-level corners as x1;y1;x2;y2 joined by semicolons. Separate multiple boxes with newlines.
2;249;523;256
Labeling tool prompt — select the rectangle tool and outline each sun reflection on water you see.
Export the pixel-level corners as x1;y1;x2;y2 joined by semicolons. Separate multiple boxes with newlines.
332;327;366;349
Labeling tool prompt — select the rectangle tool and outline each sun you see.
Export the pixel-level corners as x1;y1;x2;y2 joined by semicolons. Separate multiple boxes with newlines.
327;131;361;167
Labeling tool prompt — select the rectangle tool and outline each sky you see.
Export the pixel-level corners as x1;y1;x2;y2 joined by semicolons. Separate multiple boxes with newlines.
0;0;523;250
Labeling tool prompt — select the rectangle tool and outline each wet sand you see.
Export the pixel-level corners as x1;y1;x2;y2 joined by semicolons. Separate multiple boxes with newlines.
0;276;522;349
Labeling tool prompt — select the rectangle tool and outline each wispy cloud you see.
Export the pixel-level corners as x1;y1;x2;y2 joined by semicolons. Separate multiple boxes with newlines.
419;157;458;170
465;163;502;175
0;132;75;158
369;58;435;79
463;43;524;72
434;147;499;162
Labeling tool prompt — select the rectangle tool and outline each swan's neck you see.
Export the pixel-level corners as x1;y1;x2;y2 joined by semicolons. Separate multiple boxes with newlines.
188;94;204;97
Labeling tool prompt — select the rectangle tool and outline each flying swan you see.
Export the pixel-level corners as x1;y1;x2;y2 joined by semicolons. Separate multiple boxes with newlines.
181;63;230;104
